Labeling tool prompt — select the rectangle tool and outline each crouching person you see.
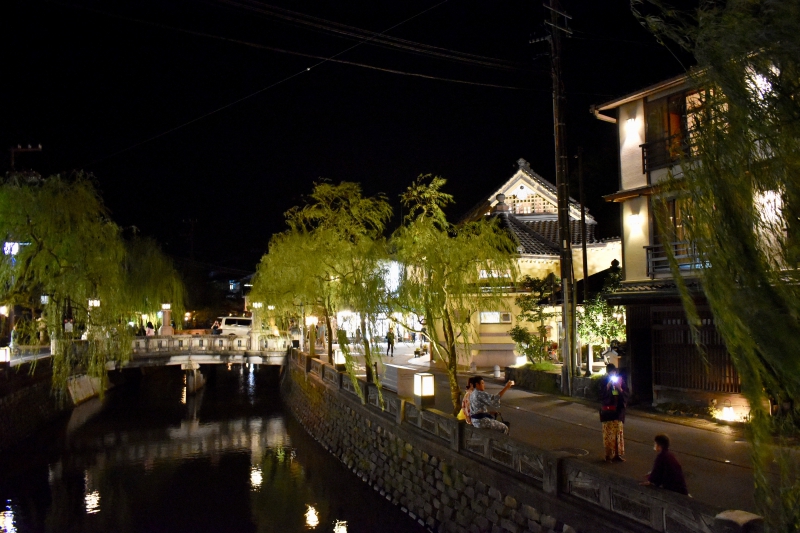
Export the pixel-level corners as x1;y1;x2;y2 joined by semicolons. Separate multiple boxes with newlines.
469;377;514;434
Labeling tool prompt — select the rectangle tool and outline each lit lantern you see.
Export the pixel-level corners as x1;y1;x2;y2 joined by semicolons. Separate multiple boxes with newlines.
251;302;263;309
40;295;50;305
334;349;346;371
0;346;10;363
88;298;100;308
161;303;171;310
414;372;435;409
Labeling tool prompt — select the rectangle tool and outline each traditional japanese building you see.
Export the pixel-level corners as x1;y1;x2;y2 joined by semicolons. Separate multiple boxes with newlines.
461;158;621;368
592;75;747;418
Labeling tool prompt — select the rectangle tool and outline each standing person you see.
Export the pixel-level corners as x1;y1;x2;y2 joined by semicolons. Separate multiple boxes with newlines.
386;328;395;357
469;377;515;434
599;363;629;462
640;434;689;495
145;321;155;336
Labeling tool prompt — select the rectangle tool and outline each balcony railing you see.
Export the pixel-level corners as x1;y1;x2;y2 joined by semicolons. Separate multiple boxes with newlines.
645;241;704;278
641;134;688;173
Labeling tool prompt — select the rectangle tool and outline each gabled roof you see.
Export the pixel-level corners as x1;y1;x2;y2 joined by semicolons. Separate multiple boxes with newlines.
593;73;691;112
461;158;591;223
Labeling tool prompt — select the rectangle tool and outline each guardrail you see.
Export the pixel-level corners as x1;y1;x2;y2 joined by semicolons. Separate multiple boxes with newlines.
130;334;291;354
292;351;758;533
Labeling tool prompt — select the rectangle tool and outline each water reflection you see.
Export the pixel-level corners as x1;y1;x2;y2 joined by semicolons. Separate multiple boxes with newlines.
0;365;424;533
1;501;16;533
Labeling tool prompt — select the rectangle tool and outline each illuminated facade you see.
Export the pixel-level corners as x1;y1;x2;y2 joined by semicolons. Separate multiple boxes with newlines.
594;76;748;419
458;159;621;368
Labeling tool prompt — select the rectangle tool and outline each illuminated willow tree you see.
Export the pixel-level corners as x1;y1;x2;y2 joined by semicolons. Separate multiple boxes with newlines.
0;172;185;393
251;182;392;384
632;1;800;528
393;176;518;413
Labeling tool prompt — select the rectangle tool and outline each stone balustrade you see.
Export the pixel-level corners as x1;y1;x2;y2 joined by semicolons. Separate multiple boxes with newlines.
286;350;763;533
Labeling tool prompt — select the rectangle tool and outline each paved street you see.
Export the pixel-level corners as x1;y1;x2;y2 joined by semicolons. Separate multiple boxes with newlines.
362;341;767;513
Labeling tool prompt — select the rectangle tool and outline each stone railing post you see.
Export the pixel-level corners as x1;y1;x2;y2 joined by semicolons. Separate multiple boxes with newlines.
713;511;763;533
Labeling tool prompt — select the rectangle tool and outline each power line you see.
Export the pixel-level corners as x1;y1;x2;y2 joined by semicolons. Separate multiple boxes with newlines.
210;0;529;71
63;0;456;166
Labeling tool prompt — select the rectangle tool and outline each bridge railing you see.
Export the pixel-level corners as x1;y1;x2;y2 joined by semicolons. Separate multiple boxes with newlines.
293;352;755;533
132;335;253;354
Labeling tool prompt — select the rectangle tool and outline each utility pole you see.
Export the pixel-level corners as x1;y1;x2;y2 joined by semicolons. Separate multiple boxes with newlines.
577;147;592;376
535;0;574;395
9;144;42;170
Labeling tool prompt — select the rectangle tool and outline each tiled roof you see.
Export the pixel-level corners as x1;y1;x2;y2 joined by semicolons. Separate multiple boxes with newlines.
490;212;559;256
521;219;597;246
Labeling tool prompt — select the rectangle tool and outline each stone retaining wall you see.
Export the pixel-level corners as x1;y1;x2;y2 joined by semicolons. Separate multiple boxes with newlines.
283;352;760;533
0;363;67;452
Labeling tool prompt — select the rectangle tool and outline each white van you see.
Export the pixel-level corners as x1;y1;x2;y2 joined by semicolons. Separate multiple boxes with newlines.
218;316;252;336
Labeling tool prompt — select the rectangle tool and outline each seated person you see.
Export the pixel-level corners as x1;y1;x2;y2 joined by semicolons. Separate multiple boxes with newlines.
640;433;689;495
468;377;514;434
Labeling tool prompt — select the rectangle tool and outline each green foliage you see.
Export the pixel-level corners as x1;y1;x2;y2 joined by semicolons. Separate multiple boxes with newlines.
0;172;184;394
631;1;800;528
251;181;392;381
393;175;518;412
511;275;557;364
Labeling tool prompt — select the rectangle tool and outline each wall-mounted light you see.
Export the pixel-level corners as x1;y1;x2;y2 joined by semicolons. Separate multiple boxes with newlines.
628;213;642;227
414;372;435;409
88;298;101;308
0;346;10;363
624;116;638;138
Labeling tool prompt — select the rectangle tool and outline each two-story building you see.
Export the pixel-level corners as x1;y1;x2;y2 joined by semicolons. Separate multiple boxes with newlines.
461;158;621;369
592;75;747;419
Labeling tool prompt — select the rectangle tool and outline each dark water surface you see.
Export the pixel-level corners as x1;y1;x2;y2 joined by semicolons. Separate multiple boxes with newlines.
0;365;426;533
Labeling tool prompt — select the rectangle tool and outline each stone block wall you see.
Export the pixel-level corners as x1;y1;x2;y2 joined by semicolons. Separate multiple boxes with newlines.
0;364;67;452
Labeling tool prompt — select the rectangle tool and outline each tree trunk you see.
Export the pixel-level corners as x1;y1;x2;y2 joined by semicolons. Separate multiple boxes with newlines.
361;316;373;383
325;307;334;363
442;308;461;415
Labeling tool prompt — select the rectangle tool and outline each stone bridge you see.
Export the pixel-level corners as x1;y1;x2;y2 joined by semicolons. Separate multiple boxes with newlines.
6;334;291;369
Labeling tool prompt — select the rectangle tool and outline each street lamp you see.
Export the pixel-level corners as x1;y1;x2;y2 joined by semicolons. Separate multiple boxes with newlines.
414;372;435;409
160;303;174;336
40;295;50;305
88;298;100;308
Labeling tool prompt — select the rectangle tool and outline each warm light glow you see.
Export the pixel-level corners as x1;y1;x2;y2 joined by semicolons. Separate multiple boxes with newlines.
305;505;320;528
3;242;21;256
624;116;638;138
628;213;642;227
719;406;736;421
755;190;783;224
252;302;263;309
305;315;319;327
87;298;100;308
515;355;527;367
40;295;49;305
333;520;348;533
334;350;346;365
84;491;100;514
161;303;171;310
0;306;7;316
250;466;263;489
267;305;275;311
414;373;435;397
184;312;191;319
181;387;186;405
0;348;10;363
141;314;148;322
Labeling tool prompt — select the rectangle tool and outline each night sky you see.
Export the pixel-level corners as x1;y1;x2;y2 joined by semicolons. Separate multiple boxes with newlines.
3;0;691;272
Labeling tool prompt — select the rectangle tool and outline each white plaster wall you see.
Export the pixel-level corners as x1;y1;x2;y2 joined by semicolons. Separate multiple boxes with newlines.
571;241;621;281
618;100;647;191
622;196;650;281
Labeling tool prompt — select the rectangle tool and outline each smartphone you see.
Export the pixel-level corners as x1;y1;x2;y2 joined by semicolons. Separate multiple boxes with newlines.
610;375;619;384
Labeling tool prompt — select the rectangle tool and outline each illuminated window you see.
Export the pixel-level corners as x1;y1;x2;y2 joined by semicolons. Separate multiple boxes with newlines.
480;312;512;324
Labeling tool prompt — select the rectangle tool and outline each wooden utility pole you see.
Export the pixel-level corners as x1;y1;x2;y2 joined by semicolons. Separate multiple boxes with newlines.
542;0;575;394
577;147;592;376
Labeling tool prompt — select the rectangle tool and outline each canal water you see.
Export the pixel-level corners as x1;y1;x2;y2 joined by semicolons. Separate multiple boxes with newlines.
0;365;426;533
